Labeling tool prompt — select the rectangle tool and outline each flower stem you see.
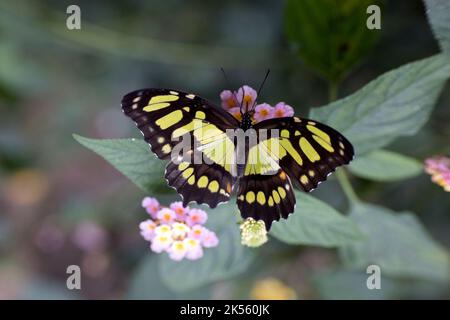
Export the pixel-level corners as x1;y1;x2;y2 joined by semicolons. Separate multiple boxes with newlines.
328;81;339;102
335;168;359;204
328;81;359;205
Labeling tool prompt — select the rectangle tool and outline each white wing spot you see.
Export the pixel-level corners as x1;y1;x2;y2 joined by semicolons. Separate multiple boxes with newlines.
186;94;195;99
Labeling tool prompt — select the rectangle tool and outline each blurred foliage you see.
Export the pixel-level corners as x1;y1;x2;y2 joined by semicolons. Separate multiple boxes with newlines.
310;54;450;154
270;191;364;247
285;0;381;82
1;0;450;300
340;202;450;282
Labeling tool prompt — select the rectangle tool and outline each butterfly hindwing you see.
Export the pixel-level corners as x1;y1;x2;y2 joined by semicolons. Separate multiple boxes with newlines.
236;169;295;229
165;159;234;208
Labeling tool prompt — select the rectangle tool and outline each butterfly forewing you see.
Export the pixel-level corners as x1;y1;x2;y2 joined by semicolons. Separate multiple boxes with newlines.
253;116;354;192
122;89;239;208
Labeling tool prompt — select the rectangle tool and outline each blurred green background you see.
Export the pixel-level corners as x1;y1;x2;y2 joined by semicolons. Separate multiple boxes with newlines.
0;0;449;299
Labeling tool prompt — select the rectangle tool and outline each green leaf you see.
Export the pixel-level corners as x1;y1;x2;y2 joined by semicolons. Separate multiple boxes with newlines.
126;255;175;299
349;149;423;181
127;255;211;299
73;134;168;194
270;192;364;247
310;54;450;154
17;279;80;299
424;0;450;53
312;269;449;299
340;202;450;282
158;203;256;292
312;269;399;300
285;0;380;82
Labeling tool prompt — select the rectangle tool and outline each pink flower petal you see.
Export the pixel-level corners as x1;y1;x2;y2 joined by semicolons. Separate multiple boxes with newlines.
220;90;239;109
186;208;208;226
141;197;160;219
253;103;274;123
273;102;294;118
237;85;257;112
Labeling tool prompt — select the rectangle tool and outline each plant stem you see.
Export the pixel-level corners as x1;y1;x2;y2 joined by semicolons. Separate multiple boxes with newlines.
328;81;359;205
328;81;339;102
335;168;359;204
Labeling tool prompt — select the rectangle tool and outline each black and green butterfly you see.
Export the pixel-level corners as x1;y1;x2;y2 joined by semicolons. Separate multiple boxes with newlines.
122;88;354;230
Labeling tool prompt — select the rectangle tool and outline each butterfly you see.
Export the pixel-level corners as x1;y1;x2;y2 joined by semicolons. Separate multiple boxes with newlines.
122;88;354;230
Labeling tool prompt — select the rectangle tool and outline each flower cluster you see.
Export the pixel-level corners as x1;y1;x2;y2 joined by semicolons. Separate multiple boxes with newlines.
424;156;450;192
139;197;219;261
240;218;268;248
220;85;294;123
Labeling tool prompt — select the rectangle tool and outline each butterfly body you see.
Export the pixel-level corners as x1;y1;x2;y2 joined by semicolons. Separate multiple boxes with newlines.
239;112;254;131
122;88;354;229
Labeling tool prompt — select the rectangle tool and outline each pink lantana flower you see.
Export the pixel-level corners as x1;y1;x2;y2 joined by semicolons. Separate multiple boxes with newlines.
186;208;208;226
220;85;297;124
202;230;219;248
151;234;173;253
228;107;242;121
172;222;191;239
155;224;172;236
220;90;239;109
253;103;273;123
170;201;188;221
273;102;294;118
188;225;207;240
139;219;157;241
425;156;450;192
138;198;220;261
168;240;188;261
157;208;176;225
142;197;160;219
236;85;257;112
184;238;204;260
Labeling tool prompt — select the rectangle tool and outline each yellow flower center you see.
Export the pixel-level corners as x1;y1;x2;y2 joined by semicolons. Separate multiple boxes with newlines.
243;95;252;105
227;98;236;107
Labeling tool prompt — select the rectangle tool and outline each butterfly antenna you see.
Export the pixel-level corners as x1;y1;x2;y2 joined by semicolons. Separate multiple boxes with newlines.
250;69;270;111
220;68;243;115
240;87;246;114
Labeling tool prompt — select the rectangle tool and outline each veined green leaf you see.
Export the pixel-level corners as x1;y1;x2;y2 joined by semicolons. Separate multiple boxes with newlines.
312;269;449;299
270;191;364;247
349;149;423;181
340;202;450;282
424;0;450;53
310;54;450;154
158;203;256;292
73;134;168;194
